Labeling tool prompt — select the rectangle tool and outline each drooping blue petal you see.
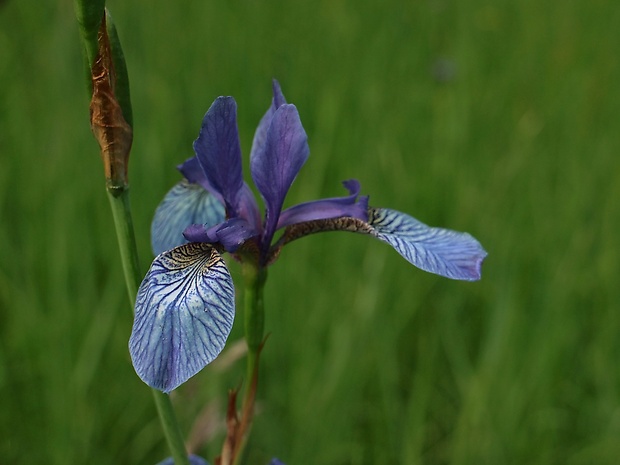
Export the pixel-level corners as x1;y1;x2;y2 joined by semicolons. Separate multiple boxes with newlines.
151;180;226;256
129;243;235;392
178;156;225;205
156;454;210;465
193;97;244;216
184;218;257;253
277;179;369;229
269;459;286;465
250;79;287;164
251;104;310;247
368;208;487;281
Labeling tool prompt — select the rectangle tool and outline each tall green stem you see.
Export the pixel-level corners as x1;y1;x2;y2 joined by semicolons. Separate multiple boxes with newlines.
221;263;266;465
107;188;140;300
107;187;190;465
242;264;266;399
152;389;190;465
75;1;191;461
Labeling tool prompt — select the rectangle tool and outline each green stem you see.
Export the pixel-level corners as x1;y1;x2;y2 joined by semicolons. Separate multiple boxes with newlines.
216;263;266;465
226;263;266;465
107;186;190;465
107;188;140;301
152;390;190;464
242;264;266;394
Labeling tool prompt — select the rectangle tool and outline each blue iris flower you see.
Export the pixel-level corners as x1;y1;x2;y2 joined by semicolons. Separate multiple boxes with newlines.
129;80;487;393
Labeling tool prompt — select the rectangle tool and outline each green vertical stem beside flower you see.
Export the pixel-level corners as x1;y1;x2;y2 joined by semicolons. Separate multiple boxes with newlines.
223;263;266;465
241;263;267;432
107;189;140;301
74;3;190;465
243;264;267;382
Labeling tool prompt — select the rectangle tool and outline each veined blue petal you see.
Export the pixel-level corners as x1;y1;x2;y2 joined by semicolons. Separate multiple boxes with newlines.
156;454;210;465
368;208;487;281
277;179;369;229
178;156;225;205
251;104;309;247
129;243;235;392
151;180;226;256
193;97;244;216
250;79;287;164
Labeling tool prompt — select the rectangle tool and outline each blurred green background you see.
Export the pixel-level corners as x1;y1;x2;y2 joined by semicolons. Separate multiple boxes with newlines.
1;0;619;464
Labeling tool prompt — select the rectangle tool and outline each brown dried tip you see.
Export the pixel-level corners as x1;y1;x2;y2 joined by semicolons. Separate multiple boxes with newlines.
89;13;132;191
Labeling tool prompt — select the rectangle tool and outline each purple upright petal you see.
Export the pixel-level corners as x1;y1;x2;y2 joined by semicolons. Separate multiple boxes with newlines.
237;182;262;233
250;79;287;164
178;156;205;185
193;97;244;216
277;179;369;229
251;104;310;247
178;156;225;205
271;79;287;108
129;243;235;392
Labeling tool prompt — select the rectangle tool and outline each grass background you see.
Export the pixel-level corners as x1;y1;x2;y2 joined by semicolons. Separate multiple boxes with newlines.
1;0;619;464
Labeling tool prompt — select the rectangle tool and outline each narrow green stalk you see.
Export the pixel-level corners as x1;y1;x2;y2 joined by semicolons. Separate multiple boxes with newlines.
152;390;191;465
223;264;266;465
107;188;140;301
107;186;190;465
242;264;266;395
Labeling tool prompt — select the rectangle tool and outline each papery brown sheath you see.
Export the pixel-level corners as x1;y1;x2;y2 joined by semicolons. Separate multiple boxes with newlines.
89;13;132;193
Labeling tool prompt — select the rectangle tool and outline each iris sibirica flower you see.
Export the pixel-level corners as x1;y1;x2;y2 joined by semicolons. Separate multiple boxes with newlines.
129;81;486;393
